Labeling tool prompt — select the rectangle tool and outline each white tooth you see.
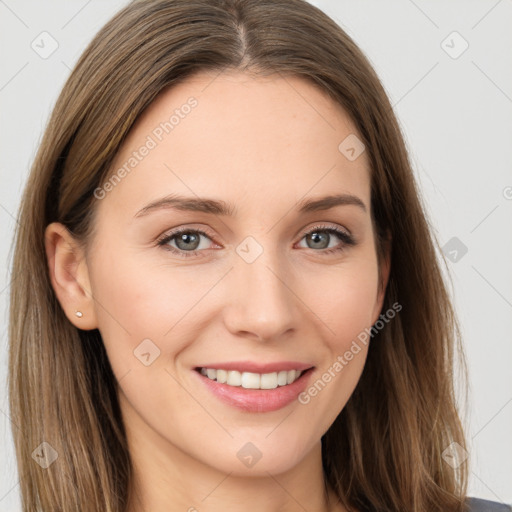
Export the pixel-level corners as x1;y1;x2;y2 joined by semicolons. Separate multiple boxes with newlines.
241;372;261;389
227;370;242;386
260;372;278;389
216;369;227;384
277;370;288;386
202;367;303;388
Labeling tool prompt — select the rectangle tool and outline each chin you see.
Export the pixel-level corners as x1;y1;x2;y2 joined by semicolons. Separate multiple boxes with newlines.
196;430;316;477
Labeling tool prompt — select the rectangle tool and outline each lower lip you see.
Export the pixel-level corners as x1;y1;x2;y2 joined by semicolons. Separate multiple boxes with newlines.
193;368;315;413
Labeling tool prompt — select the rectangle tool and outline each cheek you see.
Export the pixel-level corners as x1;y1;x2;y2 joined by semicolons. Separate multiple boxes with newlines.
87;244;195;369
295;253;379;412
304;253;381;346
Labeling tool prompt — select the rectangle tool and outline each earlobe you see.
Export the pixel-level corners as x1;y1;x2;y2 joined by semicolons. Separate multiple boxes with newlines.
44;222;98;330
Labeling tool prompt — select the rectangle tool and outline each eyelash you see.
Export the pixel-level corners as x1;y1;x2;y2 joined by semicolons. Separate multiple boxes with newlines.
156;224;356;259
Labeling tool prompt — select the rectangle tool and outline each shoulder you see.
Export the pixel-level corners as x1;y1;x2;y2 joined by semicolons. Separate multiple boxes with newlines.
466;497;512;511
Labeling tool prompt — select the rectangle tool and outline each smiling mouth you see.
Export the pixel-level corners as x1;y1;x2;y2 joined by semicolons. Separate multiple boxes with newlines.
195;367;311;390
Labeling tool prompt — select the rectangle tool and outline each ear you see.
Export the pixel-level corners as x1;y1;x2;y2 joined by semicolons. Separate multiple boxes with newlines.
371;232;392;324
44;222;98;330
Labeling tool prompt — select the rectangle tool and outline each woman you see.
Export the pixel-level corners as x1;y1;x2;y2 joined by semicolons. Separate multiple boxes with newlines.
8;0;510;511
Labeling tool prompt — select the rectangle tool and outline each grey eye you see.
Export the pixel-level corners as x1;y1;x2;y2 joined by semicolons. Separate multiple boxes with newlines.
174;232;202;251
305;231;331;249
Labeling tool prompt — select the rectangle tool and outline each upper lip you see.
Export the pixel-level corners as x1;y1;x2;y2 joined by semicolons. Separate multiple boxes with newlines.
195;361;314;374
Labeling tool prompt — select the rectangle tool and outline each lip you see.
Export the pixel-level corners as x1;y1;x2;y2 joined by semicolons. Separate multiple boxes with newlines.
192;364;315;413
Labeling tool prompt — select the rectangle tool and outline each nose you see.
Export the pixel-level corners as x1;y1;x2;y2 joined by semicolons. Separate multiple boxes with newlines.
222;246;298;342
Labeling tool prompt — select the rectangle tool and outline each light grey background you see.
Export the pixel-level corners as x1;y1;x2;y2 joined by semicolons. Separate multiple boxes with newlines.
1;0;511;509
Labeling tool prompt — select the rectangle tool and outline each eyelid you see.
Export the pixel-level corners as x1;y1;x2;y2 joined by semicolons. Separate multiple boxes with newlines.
302;222;353;239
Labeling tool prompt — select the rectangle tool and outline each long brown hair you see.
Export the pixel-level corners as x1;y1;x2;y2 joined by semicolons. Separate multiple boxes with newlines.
8;0;469;510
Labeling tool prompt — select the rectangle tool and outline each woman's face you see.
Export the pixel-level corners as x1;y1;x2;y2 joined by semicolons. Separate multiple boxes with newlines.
76;71;388;475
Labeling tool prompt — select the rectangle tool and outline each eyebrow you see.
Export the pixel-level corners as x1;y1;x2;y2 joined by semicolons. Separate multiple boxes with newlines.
134;192;367;218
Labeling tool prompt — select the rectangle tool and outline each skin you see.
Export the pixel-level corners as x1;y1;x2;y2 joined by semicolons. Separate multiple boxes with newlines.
45;70;390;512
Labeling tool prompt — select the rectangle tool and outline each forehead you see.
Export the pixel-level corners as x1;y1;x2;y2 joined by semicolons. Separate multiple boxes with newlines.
98;70;370;220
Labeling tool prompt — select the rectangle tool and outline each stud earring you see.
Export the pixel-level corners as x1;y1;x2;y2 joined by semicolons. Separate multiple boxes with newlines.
75;311;83;318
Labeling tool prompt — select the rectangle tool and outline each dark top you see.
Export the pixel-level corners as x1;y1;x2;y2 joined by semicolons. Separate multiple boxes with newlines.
467;497;512;511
